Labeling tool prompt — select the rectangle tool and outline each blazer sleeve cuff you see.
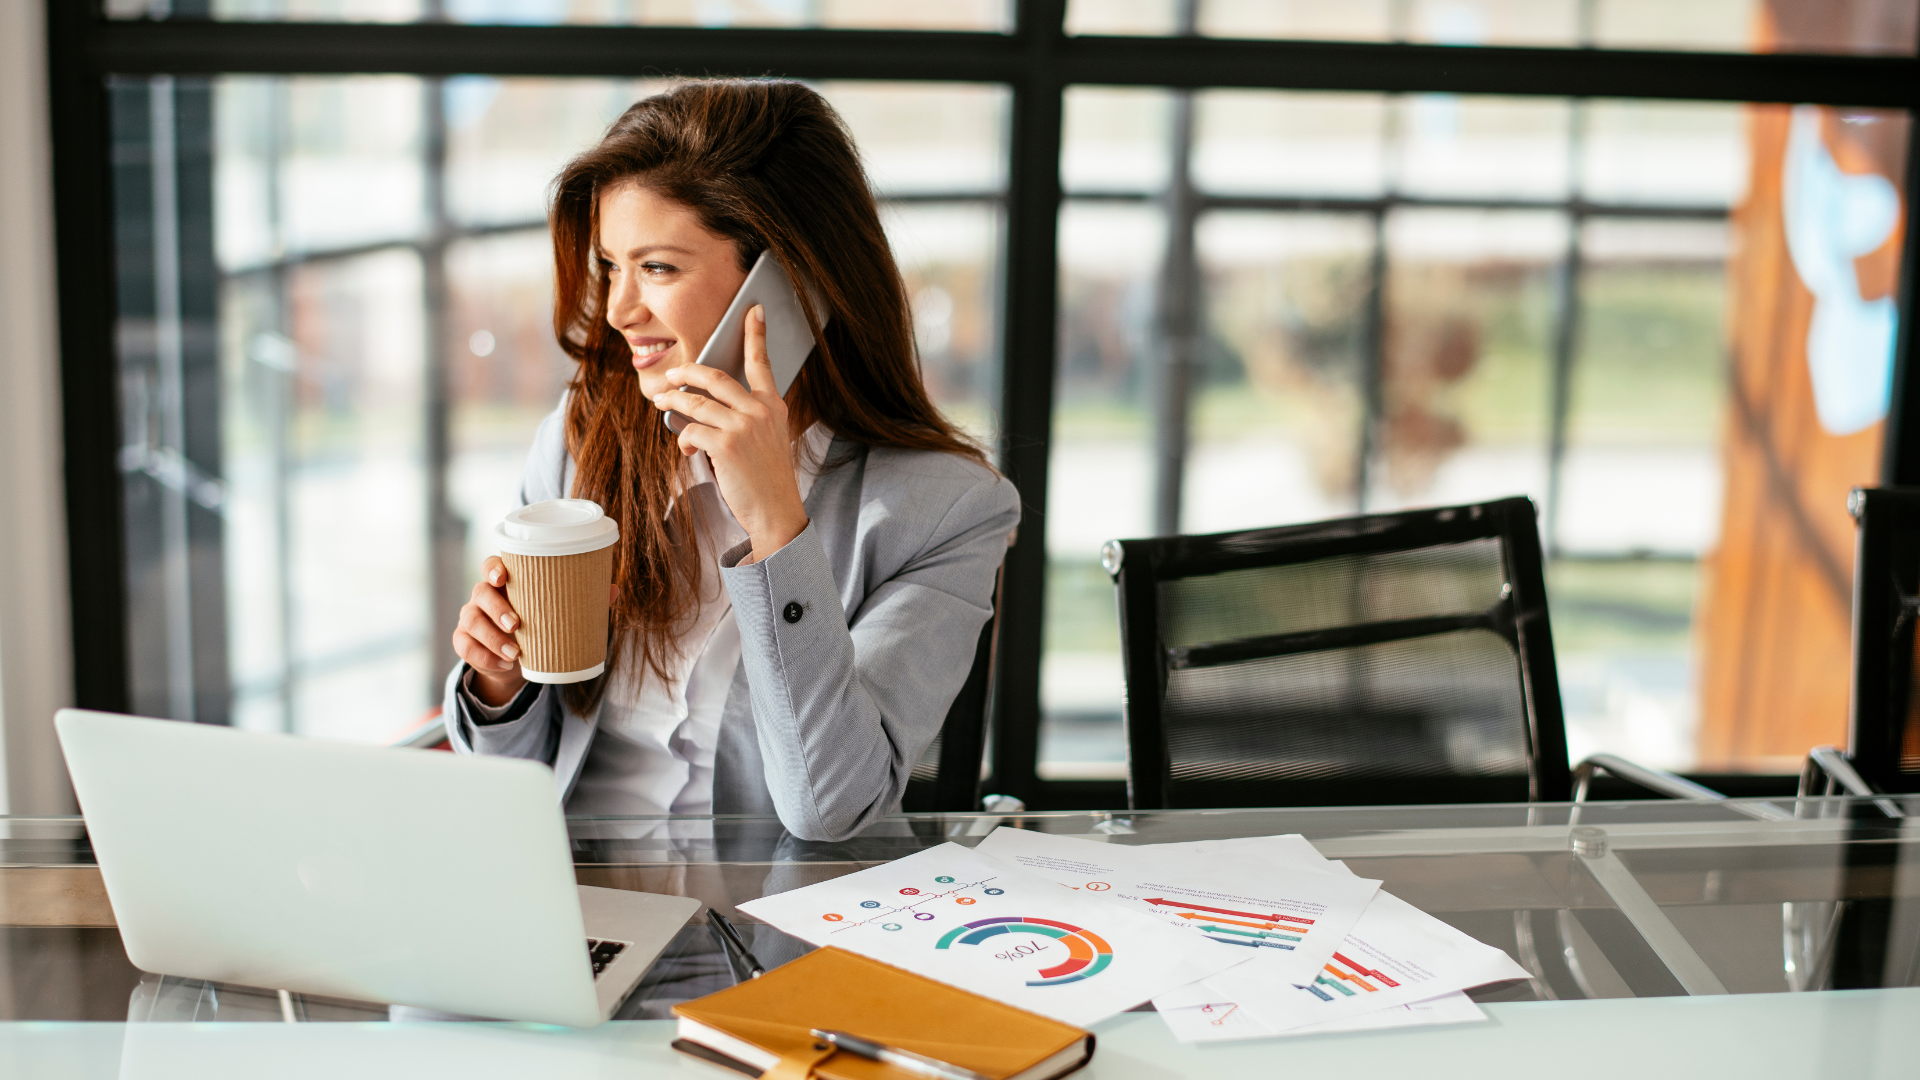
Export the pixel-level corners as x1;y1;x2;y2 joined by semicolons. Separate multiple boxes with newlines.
446;662;554;757
460;668;541;725
720;520;844;673
719;536;756;570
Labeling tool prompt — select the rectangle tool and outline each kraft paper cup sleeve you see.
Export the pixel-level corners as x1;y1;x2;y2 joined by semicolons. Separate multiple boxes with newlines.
494;500;620;684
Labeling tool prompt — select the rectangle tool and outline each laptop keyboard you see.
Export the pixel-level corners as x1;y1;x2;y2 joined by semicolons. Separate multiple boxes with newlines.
587;938;630;978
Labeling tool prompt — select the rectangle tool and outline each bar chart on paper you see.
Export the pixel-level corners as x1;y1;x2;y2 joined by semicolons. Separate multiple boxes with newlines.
1139;834;1511;1042
1305;951;1399;999
1239;891;1531;1032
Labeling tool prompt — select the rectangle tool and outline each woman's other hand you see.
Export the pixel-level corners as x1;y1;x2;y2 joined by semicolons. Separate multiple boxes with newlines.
652;305;810;563
454;556;527;706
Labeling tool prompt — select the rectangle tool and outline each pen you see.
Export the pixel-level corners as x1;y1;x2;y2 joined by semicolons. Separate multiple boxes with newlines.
708;908;766;978
811;1029;993;1080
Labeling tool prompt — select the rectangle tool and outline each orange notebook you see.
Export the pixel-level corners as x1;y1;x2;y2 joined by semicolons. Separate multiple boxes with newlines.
672;947;1095;1080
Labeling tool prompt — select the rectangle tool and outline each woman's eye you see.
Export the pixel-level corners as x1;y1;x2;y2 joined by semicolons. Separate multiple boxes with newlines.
641;262;678;276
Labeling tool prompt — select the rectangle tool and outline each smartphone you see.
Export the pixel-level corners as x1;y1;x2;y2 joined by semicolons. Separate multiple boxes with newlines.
662;250;827;434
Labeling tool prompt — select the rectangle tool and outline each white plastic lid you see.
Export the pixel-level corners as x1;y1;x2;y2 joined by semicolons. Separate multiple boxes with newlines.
494;499;619;557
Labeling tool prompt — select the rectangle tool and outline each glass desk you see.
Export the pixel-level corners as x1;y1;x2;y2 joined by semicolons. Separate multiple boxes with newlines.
4;795;1919;1024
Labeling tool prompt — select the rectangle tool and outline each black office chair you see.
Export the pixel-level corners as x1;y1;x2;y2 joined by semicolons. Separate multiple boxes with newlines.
901;570;1002;813
1800;486;1920;807
1104;497;1571;809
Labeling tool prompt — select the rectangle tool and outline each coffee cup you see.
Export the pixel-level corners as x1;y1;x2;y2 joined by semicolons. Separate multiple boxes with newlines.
493;499;619;684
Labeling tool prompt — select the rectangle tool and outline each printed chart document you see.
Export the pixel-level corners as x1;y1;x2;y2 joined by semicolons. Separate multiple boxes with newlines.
1139;834;1528;1035
1155;986;1485;1043
974;827;1380;992
1241;889;1530;1030
737;843;1247;1027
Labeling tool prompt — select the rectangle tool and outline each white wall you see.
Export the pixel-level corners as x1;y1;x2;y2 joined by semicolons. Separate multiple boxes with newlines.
0;0;77;816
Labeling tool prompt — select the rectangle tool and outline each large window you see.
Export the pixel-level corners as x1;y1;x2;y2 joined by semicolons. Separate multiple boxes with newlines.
1039;89;1765;779
55;0;1920;807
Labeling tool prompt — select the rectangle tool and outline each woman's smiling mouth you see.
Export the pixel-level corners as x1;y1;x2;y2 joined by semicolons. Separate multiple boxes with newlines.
630;339;673;367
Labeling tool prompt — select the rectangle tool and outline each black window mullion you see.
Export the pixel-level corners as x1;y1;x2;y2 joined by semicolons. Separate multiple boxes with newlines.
82;22;1918;110
87;22;1030;82
1054;35;1916;108
986;0;1066;807
1882;22;1920;486
50;0;132;715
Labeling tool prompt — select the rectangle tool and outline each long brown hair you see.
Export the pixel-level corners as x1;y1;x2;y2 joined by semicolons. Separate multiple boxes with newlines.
549;79;985;713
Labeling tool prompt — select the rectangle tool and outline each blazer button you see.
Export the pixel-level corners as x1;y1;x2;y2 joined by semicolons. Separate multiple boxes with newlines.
783;601;804;624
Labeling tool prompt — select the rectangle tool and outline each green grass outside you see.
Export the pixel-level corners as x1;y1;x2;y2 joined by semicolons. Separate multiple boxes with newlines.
1545;557;1699;653
1568;265;1727;446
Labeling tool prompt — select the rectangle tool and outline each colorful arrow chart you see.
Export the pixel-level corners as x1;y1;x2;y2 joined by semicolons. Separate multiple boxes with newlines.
1144;898;1314;926
1198;924;1299;950
935;917;1114;987
1201;925;1300;941
1303;951;1403;997
1175;912;1304;933
1205;930;1297;945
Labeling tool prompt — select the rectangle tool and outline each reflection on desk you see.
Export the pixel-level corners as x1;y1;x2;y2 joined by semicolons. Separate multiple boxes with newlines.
3;989;1918;1080
4;797;1918;1031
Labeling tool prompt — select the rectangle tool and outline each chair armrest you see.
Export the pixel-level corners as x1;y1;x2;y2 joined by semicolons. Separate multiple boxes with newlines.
392;718;451;750
1800;746;1905;818
1573;753;1792;821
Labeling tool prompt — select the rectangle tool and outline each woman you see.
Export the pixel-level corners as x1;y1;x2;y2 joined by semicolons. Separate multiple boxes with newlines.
442;80;1018;843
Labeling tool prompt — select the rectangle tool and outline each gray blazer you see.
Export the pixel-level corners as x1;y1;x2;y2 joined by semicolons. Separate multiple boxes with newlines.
441;405;1020;842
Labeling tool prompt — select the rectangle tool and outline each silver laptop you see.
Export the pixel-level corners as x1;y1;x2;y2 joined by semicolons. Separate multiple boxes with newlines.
56;708;700;1026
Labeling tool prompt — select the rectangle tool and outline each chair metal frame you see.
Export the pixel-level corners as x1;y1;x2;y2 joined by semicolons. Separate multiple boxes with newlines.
1820;486;1920;799
1799;744;1905;819
1105;496;1572;809
1572;752;1790;822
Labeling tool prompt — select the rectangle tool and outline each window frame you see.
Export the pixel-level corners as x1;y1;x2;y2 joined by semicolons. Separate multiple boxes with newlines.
45;0;1920;808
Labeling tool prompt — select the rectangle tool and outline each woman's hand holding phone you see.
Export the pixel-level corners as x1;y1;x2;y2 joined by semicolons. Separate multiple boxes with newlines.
652;305;810;564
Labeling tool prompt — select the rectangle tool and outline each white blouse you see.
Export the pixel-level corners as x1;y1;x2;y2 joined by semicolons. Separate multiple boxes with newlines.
467;424;833;817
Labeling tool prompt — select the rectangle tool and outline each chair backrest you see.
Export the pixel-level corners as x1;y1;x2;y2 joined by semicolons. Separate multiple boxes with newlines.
901;569;1002;813
1846;487;1920;794
1107;496;1570;809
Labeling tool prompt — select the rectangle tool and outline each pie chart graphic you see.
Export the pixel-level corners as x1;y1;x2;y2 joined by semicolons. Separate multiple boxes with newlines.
934;917;1114;986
